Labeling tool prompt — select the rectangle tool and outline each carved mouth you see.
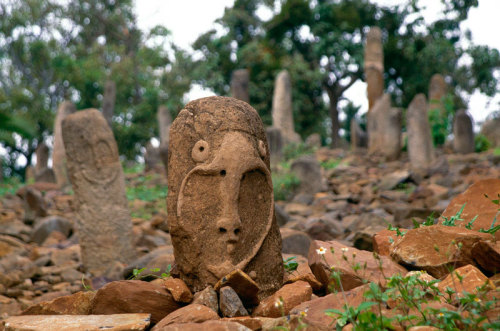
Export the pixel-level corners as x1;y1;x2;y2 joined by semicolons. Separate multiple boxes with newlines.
81;166;119;185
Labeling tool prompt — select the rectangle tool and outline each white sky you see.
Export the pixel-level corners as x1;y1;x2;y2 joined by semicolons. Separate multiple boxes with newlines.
135;0;500;125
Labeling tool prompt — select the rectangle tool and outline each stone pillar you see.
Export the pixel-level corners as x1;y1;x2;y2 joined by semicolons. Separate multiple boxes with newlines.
407;94;434;175
53;101;76;188
367;94;401;160
35;142;49;174
62;108;136;276
480;116;500;147
350;119;367;150
453;109;475;154
364;27;384;111
271;70;300;144
102;80;116;126
265;126;284;165
168;96;283;299
144;141;161;172
429;74;447;108
230;69;250;103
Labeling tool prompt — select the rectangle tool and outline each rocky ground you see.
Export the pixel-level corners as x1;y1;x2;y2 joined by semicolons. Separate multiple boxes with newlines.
0;147;499;330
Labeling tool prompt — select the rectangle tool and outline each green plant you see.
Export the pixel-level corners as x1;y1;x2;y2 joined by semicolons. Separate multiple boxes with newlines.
0;176;24;197
272;171;300;201
475;133;491;152
494;148;500;156
441;204;466;226
283;256;299;274
283;143;315;162
130;265;172;280
321;159;341;170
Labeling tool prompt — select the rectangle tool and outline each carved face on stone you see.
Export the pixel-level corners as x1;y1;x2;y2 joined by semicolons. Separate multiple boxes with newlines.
168;97;279;288
62;109;120;185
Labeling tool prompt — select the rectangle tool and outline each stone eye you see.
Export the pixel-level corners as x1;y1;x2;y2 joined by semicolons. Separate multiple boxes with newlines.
192;140;210;163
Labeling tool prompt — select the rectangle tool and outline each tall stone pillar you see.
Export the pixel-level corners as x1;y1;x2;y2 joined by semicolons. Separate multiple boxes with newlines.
230;69;250;103
35;142;49;174
53;101;76;188
272;70;300;143
429;74;447;109
453;109;475;154
364;27;384;111
367;94;401;160
407;94;434;176
62;108;136;276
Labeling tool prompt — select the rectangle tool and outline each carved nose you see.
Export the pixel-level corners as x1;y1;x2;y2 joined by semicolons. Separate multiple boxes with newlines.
216;216;241;242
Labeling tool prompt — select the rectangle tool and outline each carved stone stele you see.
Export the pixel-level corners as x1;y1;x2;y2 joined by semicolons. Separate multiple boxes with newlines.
62;109;136;276
167;96;283;299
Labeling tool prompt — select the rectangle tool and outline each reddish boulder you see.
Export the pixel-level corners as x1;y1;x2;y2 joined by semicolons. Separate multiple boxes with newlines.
22;291;95;315
156;320;251;330
91;280;180;325
390;225;492;278
437;264;491;302
441;179;500;239
373;228;398;256
308;240;406;291
472;240;500;274
253;281;312;318
152;304;219;330
162;277;193;303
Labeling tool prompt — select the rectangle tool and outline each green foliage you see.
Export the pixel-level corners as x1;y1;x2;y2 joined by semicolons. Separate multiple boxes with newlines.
494;148;500;156
282;143;315;162
130;265;172;280
475;133;491;152
428;94;455;146
272;170;300;201
283;256;299;274
321;159;341;170
0;176;24;197
441;203;466;226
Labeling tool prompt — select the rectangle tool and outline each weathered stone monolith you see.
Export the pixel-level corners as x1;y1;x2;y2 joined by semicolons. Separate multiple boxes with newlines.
364;27;384;110
429;74;447;105
272;70;300;144
350;119;367;150
367;94;401;160
53;101;76;188
407;94;434;176
62;108;136;276
480;115;500;147
102;80;116;126
265;126;284;165
453;109;475;154
230;69;250;103
35;142;49;174
157;106;172;145
144;141;161;172
167;96;283;299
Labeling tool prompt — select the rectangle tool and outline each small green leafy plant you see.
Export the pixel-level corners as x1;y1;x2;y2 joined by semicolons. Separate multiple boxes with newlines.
283;256;299;274
130;265;172;280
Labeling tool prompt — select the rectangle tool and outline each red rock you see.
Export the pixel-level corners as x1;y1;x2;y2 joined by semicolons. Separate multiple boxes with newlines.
252;281;312;318
472;240;500;274
91;280;180;324
290;285;368;330
441;178;500;239
192;286;218;312
437;264;491;302
308;240;406;292
372;229;398;256
390;225;492;278
22;291;95;315
2;314;151;331
162;278;193;303
282;254;323;291
214;269;259;306
154;320;251;330
152;304;219;330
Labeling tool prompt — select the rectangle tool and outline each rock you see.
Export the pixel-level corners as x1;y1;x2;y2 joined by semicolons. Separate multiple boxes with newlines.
407;94;434;176
214;269;259;307
35;168;56;184
167;97;283;299
152;304;219;330
280;228;311;257
62;108;136;276
390;225;492;278
50;245;81;266
22;291;95;315
352;225;387;251
0;295;21;317
253;281;312;318
265;127;284;164
437;264;491;302
308;240;407;292
230;69;249;103
480;116;500;147
305;133;321;148
91;280;180;324
274;203;290;226
157;105;172;146
364;27;384;110
34;142;49;175
192;286;218;312
162;278;193;303
453;109;475;154
350;119;368;150
23;188;48;218
123;246;174;279
154;320;251;331
441;178;500;240
272;70;300;144
290;285;368;330
367;94;402;161
144;142;162;172
472;240;500;274
283;254;323;291
2;314;151;331
291;155;326;195
219;286;249;318
53;101;76;188
373;229;398;256
378;170;410;191
30;216;73;245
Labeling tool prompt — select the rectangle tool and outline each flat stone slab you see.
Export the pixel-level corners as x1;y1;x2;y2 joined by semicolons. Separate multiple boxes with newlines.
2;314;151;330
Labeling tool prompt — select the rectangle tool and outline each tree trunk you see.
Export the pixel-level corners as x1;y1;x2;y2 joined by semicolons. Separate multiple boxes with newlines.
328;95;341;148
